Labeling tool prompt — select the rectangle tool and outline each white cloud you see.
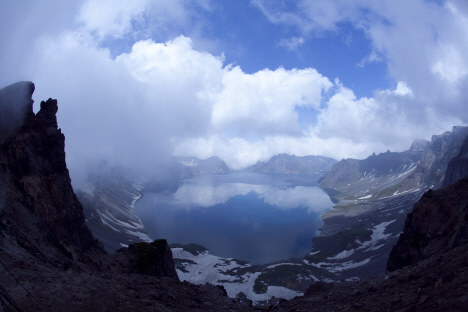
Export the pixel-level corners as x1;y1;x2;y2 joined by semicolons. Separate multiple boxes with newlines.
211;66;333;137
393;81;413;97
77;0;149;39
2;0;468;183
161;182;332;214
277;36;305;51
431;44;468;84
174;133;373;170
28;33;227;186
251;0;468;136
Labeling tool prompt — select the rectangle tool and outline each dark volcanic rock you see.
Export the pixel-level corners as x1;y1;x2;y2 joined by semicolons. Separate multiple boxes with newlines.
0;83;105;267
443;134;468;186
274;243;468;312
110;239;179;280
387;177;468;271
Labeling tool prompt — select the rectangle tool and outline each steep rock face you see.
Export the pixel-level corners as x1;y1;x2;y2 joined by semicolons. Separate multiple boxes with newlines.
387;177;468;271
425;126;468;186
442;134;468;186
319;148;427;200
0;82;105;267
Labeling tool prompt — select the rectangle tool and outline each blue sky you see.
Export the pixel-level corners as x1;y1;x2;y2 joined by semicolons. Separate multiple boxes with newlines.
1;0;468;182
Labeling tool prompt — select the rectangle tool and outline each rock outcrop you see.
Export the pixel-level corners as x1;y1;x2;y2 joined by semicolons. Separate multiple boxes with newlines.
387;176;468;271
0;82;105;268
109;239;179;279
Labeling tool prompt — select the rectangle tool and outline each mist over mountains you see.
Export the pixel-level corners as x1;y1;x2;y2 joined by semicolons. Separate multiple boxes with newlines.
0;81;35;144
2;81;468;310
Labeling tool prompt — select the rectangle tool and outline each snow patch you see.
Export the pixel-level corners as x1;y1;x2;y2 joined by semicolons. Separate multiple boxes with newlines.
310;258;371;273
124;229;152;242
173;248;303;304
327;249;355;260
358;220;396;251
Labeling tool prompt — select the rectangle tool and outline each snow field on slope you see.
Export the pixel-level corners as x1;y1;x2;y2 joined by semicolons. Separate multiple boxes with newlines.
172;248;302;304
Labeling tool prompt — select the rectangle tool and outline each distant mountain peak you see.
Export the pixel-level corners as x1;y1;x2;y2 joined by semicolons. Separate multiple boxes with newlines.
177;156;231;175
248;153;337;176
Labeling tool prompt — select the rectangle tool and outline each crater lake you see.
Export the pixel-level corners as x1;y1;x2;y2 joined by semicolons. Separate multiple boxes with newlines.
134;172;333;264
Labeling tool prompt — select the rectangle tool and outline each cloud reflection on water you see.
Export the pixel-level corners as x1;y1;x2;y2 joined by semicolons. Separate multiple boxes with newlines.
154;182;332;214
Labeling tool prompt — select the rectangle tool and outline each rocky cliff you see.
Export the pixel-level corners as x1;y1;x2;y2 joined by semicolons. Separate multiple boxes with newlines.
0;81;105;268
387;176;468;271
442;134;468;187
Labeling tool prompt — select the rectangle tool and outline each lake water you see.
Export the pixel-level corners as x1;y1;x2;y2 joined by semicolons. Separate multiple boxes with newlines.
134;172;333;264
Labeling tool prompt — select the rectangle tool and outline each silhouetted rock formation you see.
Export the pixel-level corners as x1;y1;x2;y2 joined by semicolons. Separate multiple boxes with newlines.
110;239;179;279
0;82;105;268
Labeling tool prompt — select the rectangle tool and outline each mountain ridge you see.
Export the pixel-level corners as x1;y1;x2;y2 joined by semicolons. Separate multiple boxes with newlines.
248;153;337;176
319;126;468;201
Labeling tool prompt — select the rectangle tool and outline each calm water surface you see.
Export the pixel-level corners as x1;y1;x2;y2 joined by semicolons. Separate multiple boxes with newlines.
134;172;333;264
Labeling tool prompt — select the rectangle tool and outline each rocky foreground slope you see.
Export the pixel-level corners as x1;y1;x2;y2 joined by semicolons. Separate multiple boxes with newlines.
274;177;468;311
0;82;255;311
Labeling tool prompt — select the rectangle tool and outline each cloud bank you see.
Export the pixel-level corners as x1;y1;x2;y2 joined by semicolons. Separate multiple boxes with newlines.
0;0;467;183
